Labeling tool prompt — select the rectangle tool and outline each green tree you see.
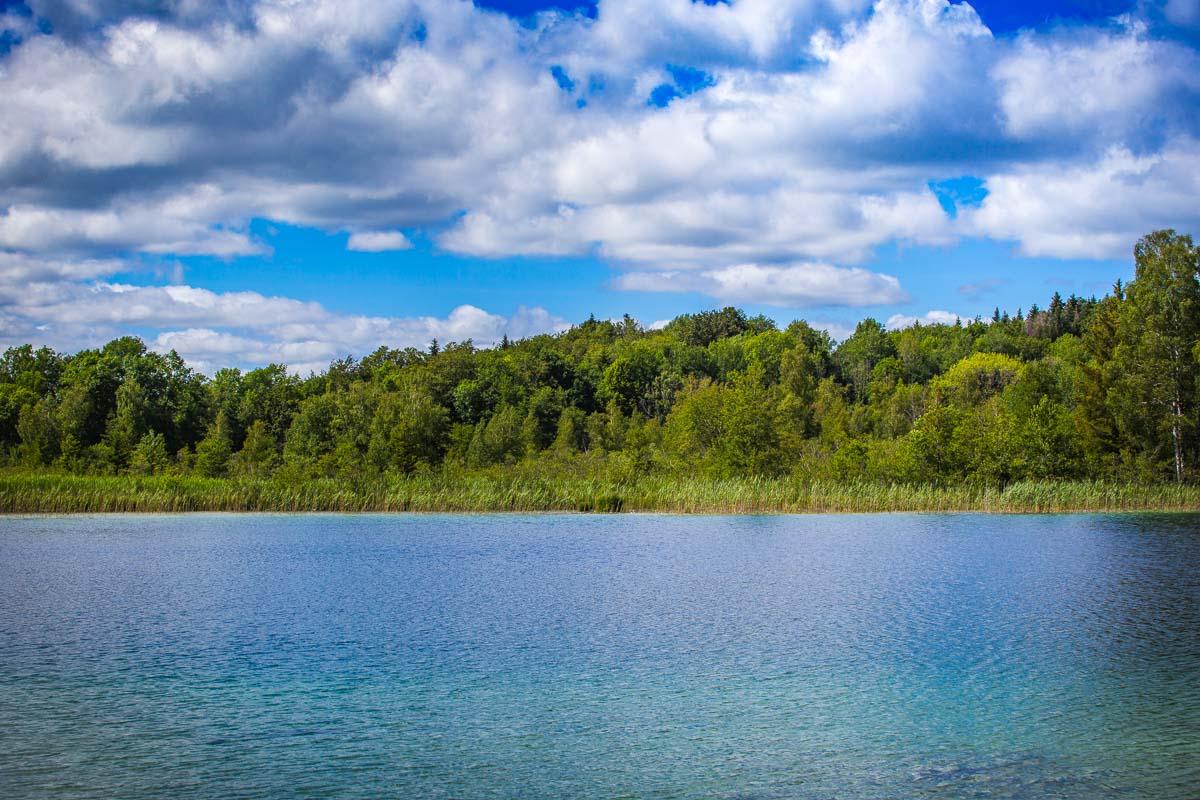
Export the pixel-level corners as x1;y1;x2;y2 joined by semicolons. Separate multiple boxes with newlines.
599;344;663;415
160;351;209;453
0;383;38;451
665;369;782;476
668;307;750;346
830;437;870;482
103;375;147;469
1077;292;1124;475
194;411;234;478
1111;230;1200;482
239;365;300;451
281;393;338;475
234;419;280;477
522;386;564;451
466;405;526;467
712;367;782;476
1016;397;1080;479
0;345;63;451
834;319;896;401
813;377;851;446
907;405;966;484
130;432;170;476
367;390;450;473
17;399;60;466
664;379;725;466
930;352;1023;408
552;406;588;453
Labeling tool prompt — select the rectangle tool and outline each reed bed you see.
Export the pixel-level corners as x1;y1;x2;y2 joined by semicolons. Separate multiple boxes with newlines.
3;472;1200;514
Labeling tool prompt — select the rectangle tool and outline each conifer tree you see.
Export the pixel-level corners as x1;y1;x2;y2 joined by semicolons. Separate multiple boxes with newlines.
195;411;233;478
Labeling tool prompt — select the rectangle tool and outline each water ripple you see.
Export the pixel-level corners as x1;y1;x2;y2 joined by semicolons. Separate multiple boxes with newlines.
0;513;1198;799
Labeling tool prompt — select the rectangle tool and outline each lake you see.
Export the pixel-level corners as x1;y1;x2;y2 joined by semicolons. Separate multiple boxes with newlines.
0;514;1197;799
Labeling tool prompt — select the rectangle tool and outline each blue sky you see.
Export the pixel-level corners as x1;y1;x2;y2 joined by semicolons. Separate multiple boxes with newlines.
1;0;1199;371
475;0;1136;31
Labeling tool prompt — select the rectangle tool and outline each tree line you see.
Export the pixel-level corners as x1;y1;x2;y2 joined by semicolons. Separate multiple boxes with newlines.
3;230;1199;486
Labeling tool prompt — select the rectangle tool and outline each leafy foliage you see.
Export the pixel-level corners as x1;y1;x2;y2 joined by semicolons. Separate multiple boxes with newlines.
3;232;1200;488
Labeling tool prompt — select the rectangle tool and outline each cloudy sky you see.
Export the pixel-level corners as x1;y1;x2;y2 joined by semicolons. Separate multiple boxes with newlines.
2;0;1199;373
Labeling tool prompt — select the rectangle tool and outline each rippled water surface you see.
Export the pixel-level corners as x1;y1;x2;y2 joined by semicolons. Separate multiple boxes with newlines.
1;514;1198;799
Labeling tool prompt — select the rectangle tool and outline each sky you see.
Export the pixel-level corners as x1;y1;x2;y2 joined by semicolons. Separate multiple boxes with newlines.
1;0;1199;373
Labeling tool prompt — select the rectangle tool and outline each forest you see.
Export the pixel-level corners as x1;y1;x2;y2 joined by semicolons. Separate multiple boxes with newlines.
2;230;1200;510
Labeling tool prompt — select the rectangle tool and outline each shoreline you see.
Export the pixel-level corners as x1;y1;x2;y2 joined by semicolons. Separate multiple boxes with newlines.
4;474;1200;515
6;510;1200;517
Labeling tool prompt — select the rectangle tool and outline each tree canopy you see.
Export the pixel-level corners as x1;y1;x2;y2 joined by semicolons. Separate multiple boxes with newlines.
4;231;1199;486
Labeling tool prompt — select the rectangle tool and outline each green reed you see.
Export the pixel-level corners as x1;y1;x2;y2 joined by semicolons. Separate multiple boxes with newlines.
3;471;1200;514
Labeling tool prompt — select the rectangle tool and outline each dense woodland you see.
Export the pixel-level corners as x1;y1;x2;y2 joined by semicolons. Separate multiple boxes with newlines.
4;230;1200;487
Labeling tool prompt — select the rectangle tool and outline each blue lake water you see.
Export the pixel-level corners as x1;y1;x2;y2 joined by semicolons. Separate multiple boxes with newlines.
1;513;1198;799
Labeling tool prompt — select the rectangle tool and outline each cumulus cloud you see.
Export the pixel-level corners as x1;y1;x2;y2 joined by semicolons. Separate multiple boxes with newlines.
440;0;984;267
616;262;906;307
966;139;1200;258
0;275;569;374
993;20;1200;143
0;252;127;283
1;0;1200;362
142;299;569;375
0;200;268;258
0;0;1006;273
346;231;413;252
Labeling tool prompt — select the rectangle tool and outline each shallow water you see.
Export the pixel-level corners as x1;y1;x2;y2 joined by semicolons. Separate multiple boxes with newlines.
0;513;1198;799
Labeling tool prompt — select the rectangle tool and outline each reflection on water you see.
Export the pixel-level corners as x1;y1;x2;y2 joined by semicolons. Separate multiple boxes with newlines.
0;513;1197;799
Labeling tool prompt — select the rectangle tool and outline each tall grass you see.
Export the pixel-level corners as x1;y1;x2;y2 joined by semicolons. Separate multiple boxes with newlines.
2;472;1200;513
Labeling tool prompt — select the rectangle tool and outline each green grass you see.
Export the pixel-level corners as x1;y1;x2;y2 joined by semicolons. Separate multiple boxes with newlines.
3;472;1200;513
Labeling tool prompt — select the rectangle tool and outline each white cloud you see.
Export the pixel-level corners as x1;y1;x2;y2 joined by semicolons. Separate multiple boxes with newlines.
886;309;964;329
346;231;413;252
578;0;875;69
993;21;1200;141
1;0;1199;353
617;262;906;307
0;192;269;258
4;0;988;279
0;252;126;283
439;0;982;270
966;139;1200;258
444;185;953;269
0;277;569;372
